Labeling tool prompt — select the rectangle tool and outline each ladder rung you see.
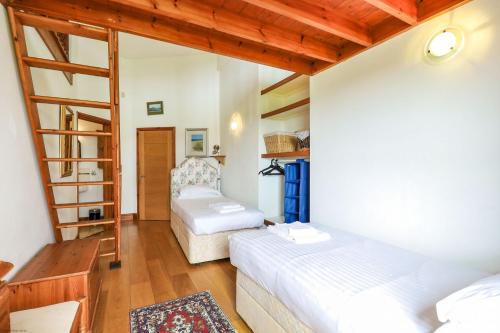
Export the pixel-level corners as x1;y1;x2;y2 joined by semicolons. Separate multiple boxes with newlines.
31;95;111;109
23;57;110;77
48;181;114;187
43;158;113;162
96;234;116;242
56;219;116;229
15;12;108;41
53;201;115;209
100;251;116;257
37;129;112;136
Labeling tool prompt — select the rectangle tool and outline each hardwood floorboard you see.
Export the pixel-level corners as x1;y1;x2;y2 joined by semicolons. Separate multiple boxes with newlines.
93;220;251;332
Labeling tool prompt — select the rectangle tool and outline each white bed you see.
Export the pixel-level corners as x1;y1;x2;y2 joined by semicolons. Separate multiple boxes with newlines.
171;196;263;235
230;226;487;333
170;158;264;264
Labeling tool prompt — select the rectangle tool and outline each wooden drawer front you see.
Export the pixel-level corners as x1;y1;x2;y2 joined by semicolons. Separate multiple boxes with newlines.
88;256;101;327
9;277;85;312
0;286;10;332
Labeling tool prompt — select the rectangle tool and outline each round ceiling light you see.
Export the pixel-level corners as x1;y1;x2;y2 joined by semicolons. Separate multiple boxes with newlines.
425;27;464;62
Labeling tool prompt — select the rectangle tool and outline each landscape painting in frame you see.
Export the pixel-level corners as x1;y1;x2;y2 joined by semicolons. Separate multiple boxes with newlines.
185;128;208;157
147;101;163;115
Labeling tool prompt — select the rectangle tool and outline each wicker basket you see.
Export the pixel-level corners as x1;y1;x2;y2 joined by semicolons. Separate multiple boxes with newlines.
264;132;297;153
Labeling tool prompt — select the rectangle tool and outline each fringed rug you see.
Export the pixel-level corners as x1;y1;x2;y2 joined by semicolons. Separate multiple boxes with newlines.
130;291;237;333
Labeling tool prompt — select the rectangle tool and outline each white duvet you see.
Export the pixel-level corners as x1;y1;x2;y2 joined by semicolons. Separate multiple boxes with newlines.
171;196;264;235
230;226;487;333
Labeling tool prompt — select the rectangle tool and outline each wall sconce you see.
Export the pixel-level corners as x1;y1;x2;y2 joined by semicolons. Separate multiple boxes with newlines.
425;27;464;63
229;113;242;133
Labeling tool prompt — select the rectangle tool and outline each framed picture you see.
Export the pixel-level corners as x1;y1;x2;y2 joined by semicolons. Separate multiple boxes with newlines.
185;128;208;157
147;101;164;116
59;105;74;178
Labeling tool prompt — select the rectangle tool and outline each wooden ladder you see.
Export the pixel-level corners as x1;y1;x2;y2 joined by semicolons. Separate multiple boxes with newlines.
7;8;122;268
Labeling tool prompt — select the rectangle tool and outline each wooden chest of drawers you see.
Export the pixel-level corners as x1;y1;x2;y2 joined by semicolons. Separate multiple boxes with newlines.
8;239;102;333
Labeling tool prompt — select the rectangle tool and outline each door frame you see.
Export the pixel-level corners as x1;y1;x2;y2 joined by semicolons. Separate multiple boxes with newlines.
136;127;176;220
77;113;112;220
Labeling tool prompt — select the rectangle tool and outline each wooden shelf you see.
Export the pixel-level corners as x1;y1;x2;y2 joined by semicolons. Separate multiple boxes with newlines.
261;73;302;95
261;97;309;119
261;150;310;159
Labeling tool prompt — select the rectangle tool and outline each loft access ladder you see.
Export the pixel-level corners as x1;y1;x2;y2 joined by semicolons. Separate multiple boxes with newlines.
7;8;122;268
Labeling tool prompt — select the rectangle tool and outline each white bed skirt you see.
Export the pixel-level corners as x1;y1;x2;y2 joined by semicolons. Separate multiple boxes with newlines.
170;210;254;264
236;270;313;333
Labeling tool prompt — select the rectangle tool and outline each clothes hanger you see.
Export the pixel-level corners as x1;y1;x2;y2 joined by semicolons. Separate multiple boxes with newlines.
259;159;285;176
258;159;275;175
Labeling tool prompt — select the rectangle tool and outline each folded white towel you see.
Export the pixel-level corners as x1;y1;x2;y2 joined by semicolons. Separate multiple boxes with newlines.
214;206;245;214
293;232;331;244
209;202;243;210
267;223;331;244
288;225;320;238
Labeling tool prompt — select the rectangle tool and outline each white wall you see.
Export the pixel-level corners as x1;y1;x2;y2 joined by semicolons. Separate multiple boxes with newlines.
0;8;54;278
311;0;500;272
218;57;260;206
120;54;221;213
26;28;81;239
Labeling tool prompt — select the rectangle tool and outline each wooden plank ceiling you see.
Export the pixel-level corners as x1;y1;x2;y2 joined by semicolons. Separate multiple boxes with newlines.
2;0;471;75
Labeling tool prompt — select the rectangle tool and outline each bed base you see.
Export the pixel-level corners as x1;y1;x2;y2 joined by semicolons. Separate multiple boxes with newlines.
170;210;254;264
236;270;312;333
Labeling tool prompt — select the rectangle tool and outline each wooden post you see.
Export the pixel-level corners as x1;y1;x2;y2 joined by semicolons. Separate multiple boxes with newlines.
108;29;121;268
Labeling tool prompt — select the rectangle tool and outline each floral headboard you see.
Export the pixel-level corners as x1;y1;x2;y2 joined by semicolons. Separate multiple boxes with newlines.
171;157;218;198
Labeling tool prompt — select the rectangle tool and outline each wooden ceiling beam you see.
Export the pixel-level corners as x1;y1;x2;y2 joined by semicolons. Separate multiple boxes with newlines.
363;0;418;25
3;0;324;74
240;0;373;47
418;0;472;21
96;0;339;63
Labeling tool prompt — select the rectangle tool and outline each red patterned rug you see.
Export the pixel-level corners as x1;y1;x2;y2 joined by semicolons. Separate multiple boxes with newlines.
130;291;236;333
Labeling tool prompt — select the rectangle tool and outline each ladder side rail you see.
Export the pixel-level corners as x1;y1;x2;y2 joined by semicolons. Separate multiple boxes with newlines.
7;7;62;242
108;29;121;266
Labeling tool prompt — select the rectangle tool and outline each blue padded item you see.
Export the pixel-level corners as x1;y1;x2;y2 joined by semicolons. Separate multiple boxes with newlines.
284;159;310;223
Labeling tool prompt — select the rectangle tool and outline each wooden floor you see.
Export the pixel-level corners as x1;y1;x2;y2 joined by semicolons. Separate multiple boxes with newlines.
94;220;251;332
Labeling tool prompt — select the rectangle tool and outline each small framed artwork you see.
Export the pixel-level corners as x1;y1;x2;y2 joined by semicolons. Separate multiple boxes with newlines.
147;101;164;116
59;105;74;178
185;128;208;157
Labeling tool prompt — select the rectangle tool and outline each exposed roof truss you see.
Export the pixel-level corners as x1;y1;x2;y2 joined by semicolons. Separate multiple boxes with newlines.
1;0;471;74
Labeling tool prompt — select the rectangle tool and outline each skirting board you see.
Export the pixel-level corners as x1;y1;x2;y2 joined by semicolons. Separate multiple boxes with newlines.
121;213;137;223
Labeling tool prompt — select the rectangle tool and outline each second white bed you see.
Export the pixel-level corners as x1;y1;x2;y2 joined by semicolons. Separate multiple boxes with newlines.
230;226;487;333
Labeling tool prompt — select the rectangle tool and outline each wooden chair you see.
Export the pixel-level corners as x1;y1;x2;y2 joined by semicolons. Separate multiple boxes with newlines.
0;260;82;333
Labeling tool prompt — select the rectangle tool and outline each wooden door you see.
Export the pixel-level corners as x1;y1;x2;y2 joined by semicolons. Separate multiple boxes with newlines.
137;128;175;220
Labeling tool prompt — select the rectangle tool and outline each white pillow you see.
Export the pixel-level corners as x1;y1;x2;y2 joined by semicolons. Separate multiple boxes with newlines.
436;273;500;328
435;322;500;333
178;185;221;199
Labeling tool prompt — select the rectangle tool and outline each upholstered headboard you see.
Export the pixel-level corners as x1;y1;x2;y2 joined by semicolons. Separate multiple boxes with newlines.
171;157;218;198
